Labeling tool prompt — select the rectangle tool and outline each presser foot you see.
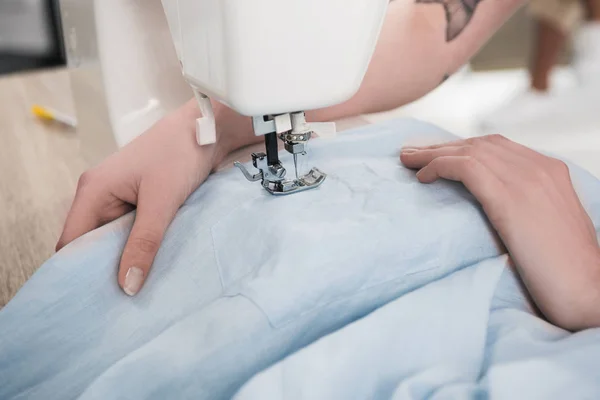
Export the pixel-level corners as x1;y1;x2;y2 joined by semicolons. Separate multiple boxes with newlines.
263;168;326;196
234;153;326;196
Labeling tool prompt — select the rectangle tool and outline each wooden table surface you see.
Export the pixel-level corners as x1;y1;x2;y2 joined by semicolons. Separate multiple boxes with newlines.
0;68;88;307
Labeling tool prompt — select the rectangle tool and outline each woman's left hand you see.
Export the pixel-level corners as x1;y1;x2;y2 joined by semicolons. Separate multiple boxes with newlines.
400;134;600;331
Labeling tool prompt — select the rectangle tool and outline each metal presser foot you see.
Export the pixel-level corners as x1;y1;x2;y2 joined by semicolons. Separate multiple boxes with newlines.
233;112;327;196
234;153;326;196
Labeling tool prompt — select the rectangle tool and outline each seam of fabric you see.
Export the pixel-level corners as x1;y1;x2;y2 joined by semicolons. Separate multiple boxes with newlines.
237;293;276;329
210;227;226;290
209;194;263;291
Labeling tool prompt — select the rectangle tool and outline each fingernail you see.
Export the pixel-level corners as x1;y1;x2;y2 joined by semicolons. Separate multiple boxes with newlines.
124;267;144;296
401;148;418;154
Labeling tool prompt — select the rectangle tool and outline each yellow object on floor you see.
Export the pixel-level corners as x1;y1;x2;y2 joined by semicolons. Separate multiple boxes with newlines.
31;104;77;128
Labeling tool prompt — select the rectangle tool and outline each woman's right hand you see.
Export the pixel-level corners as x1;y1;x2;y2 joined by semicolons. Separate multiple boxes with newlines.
56;100;252;297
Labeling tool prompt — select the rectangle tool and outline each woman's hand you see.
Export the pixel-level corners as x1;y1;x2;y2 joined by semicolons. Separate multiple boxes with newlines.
56;100;253;296
400;135;600;331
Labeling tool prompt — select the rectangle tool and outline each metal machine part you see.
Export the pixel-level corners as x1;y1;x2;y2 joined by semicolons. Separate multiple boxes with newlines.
234;111;326;196
156;0;388;195
234;153;326;196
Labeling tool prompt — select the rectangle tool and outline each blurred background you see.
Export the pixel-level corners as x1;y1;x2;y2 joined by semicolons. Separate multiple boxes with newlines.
0;4;552;75
0;4;547;78
0;0;64;74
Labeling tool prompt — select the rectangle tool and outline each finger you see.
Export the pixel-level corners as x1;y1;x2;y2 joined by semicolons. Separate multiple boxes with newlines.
401;136;531;184
402;137;475;152
56;192;104;251
402;134;523;153
118;183;182;296
416;156;504;209
400;145;470;170
56;193;134;251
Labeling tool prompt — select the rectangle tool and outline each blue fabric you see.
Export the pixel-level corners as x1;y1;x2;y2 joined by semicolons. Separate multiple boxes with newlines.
1;118;600;399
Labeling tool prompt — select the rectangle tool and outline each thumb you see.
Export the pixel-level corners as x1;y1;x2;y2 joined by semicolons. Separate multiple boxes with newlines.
118;185;181;296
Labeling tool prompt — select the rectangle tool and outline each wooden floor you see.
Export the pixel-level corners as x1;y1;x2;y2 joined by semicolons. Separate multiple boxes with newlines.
0;68;88;307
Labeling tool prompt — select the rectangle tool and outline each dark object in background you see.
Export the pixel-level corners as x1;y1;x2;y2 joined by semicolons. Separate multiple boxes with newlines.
470;7;571;71
0;0;65;76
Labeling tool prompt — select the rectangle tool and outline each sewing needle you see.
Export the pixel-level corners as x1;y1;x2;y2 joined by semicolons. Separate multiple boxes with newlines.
293;154;299;180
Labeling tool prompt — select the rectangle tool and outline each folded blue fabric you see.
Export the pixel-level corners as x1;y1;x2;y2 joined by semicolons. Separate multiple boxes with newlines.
235;256;508;399
1;119;600;400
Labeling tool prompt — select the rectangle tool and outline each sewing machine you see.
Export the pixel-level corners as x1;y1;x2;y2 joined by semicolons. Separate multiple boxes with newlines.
160;0;389;195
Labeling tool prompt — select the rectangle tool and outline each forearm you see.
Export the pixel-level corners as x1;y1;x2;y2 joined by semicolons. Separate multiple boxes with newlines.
311;0;526;120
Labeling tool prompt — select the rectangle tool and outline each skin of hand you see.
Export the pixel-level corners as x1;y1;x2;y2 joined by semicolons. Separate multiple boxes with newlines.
400;135;600;331
55;99;253;296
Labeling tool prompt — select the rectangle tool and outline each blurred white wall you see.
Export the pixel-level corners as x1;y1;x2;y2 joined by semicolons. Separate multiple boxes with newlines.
60;0;192;165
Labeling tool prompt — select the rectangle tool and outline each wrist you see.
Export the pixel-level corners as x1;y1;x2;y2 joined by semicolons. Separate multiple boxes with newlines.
213;102;257;167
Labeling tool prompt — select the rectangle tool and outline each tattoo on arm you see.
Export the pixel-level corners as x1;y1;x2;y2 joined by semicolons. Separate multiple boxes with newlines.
415;0;484;41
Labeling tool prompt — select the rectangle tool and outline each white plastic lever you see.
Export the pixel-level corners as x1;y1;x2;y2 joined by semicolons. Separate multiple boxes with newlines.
193;89;217;146
310;122;337;138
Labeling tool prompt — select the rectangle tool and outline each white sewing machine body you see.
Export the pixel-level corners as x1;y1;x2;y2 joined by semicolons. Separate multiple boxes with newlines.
59;0;387;194
161;0;389;117
161;0;388;195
